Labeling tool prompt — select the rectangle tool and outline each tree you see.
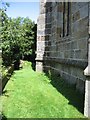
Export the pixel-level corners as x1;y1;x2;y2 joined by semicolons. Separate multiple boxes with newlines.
0;2;12;66
20;17;36;60
1;4;37;69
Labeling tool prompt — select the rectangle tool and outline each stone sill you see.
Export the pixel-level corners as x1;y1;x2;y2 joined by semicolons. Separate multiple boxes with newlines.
84;66;90;76
36;57;88;69
44;57;87;69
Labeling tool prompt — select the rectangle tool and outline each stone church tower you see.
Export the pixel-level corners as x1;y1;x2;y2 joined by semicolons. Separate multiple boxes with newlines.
36;1;90;117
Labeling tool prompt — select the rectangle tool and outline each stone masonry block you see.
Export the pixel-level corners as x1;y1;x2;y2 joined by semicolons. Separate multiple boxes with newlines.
79;4;88;19
76;78;85;94
57;3;63;12
77;38;88;50
72;11;80;23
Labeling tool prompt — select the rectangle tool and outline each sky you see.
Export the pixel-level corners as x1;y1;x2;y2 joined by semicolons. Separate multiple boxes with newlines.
0;1;40;23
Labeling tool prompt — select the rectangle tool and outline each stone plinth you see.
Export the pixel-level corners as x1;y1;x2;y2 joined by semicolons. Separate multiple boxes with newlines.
84;79;90;117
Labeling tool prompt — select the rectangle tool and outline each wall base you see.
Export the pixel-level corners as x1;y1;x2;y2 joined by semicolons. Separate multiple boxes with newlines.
84;80;90;117
36;61;43;72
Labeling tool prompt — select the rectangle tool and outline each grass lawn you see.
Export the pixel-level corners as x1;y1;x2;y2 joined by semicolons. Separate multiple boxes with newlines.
0;58;2;72
1;61;85;118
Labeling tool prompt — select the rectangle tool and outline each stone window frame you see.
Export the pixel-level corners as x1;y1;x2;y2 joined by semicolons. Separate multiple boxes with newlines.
63;2;71;37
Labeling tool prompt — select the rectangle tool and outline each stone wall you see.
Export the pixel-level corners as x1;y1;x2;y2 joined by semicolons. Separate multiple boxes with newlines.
36;2;89;94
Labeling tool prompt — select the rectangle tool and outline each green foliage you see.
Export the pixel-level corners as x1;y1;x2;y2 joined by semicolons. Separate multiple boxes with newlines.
2;41;11;66
0;3;36;68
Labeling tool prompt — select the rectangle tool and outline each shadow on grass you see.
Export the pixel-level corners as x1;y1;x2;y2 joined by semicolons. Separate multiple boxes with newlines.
2;90;12;97
2;65;14;93
31;62;36;71
46;72;84;114
1;113;7;120
2;71;15;92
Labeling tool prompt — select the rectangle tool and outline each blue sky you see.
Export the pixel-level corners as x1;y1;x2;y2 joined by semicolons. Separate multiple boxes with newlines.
0;1;40;23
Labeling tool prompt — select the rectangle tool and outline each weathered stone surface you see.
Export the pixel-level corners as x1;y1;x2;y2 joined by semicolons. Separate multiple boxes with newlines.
79;4;88;19
36;1;90;117
76;78;85;94
37;29;45;36
72;11;80;22
84;80;90;117
43;57;87;69
36;62;43;72
71;2;88;14
57;3;63;12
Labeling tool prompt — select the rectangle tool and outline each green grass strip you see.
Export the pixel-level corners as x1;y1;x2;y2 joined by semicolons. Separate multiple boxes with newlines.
1;61;85;118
